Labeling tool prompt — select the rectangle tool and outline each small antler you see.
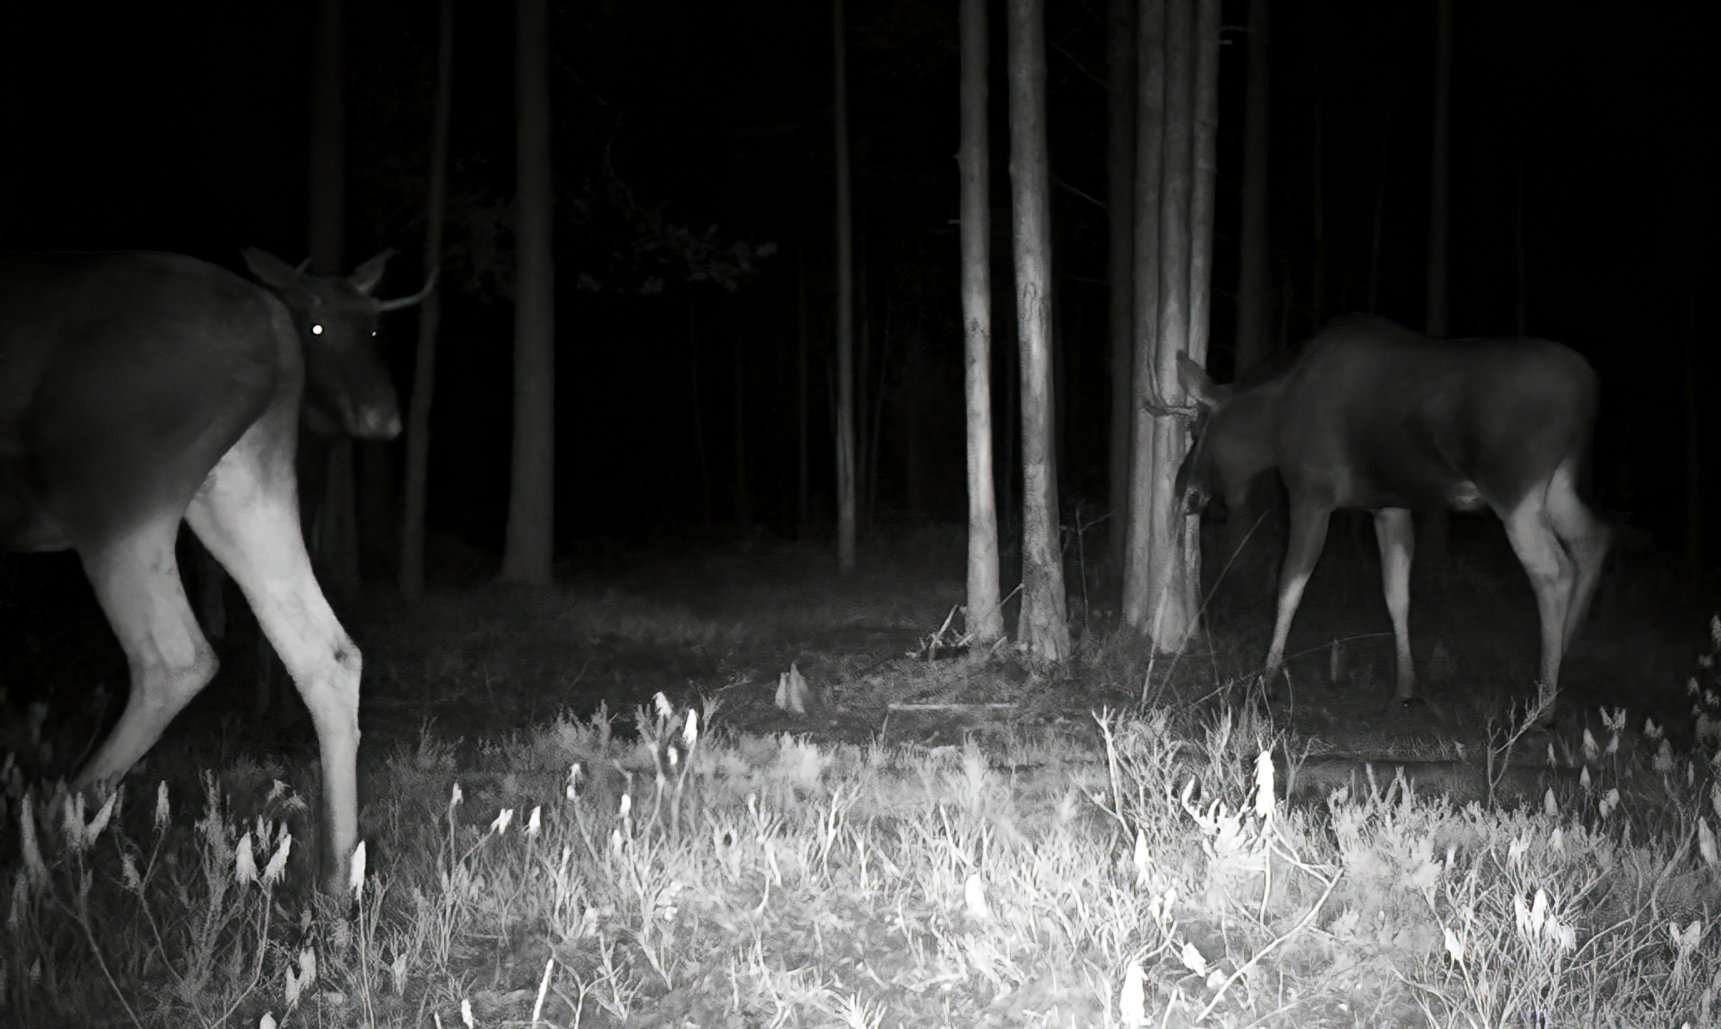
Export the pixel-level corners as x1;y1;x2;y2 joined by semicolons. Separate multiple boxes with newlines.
378;266;439;312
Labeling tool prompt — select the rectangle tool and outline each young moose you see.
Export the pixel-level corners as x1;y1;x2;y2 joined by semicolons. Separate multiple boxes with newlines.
1177;313;1610;708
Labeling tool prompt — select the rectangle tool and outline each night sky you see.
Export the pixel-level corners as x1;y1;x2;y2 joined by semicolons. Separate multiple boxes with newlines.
2;0;1710;567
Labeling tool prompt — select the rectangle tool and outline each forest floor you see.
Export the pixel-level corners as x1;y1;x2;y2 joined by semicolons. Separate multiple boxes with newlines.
6;521;1720;1028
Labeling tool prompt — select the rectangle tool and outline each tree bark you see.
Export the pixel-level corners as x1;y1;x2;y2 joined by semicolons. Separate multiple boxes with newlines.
1105;0;1137;576
832;0;857;571
796;244;810;533
1417;0;1453;590
731;336;749;526
305;0;359;600
1142;0;1198;652
1425;0;1452;341
1367;114;1390;314
399;0;455;599
1122;0;1164;632
1235;0;1271;375
500;0;555;584
959;0;1003;645
1006;0;1070;661
308;0;346;276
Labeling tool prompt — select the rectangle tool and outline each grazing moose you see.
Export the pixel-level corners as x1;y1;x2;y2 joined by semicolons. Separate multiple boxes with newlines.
1177;313;1609;709
0;248;430;887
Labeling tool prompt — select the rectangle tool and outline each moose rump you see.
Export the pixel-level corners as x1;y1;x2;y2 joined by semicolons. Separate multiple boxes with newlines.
1178;313;1609;706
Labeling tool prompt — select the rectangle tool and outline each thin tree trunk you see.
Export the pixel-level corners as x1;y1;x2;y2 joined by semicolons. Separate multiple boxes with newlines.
1682;218;1700;574
1220;0;1270;582
1514;161;1528;335
1189;0;1218;379
960;0;1003;644
1142;0;1197;652
1367;114;1390;314
905;332;927;515
1122;0;1164;631
689;303;711;524
1425;0;1452;341
308;0;345;276
1236;0;1270;374
833;0;857;571
1006;0;1070;661
306;0;358;600
796;244;810;532
1105;0;1137;576
1309;97;1324;328
1418;0;1452;590
400;0;455;599
867;299;889;529
1183;0;1219;614
500;0;555;584
732;337;749;527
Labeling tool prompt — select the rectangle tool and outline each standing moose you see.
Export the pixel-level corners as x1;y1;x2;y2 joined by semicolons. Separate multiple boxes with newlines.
1177;313;1610;708
0;248;430;888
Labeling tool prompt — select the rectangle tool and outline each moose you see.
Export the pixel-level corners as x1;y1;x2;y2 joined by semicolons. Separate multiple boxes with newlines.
1177;313;1610;708
0;248;430;887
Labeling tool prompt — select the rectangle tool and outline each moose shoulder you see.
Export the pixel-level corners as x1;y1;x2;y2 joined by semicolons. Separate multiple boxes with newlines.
1177;312;1610;708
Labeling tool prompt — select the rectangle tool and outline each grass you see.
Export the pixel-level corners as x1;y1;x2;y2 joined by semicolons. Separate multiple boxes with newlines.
3;535;1720;1028
6;693;1720;1027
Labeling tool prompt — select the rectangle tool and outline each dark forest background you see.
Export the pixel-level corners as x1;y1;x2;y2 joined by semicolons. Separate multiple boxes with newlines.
2;0;1709;573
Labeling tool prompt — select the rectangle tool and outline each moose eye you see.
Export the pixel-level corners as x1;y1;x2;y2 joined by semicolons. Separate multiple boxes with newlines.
311;323;325;336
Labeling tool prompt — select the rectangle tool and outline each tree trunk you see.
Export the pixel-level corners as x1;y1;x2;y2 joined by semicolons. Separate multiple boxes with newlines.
1682;219;1700;574
1235;0;1270;374
796;244;810;533
1219;0;1269;583
500;0;555;584
959;0;1003;645
1006;0;1070;661
1425;0;1452;341
1367;114;1390;314
1417;0;1453;591
1309;97;1324;329
832;0;857;571
1189;0;1218;387
867;299;891;528
400;0;455;599
1122;0;1164;632
904;332;929;515
308;0;346;274
731;336;749;526
1105;0;1137;576
1514;161;1528;335
1141;0;1199;652
689;302;712;524
305;0;359;601
1187;0;1220;605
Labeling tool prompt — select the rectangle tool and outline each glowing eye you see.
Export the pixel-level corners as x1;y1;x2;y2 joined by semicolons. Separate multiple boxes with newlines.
311;324;325;335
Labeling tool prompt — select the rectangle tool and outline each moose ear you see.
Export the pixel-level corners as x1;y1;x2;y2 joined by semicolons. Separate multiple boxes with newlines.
242;248;299;290
1176;352;1219;406
347;249;396;296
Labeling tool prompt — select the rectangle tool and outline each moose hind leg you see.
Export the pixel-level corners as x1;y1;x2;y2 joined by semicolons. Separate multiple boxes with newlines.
73;521;219;788
1544;457;1610;653
1500;495;1573;703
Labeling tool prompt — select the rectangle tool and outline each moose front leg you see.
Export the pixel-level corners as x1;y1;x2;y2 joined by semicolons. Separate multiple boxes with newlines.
1263;504;1332;692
